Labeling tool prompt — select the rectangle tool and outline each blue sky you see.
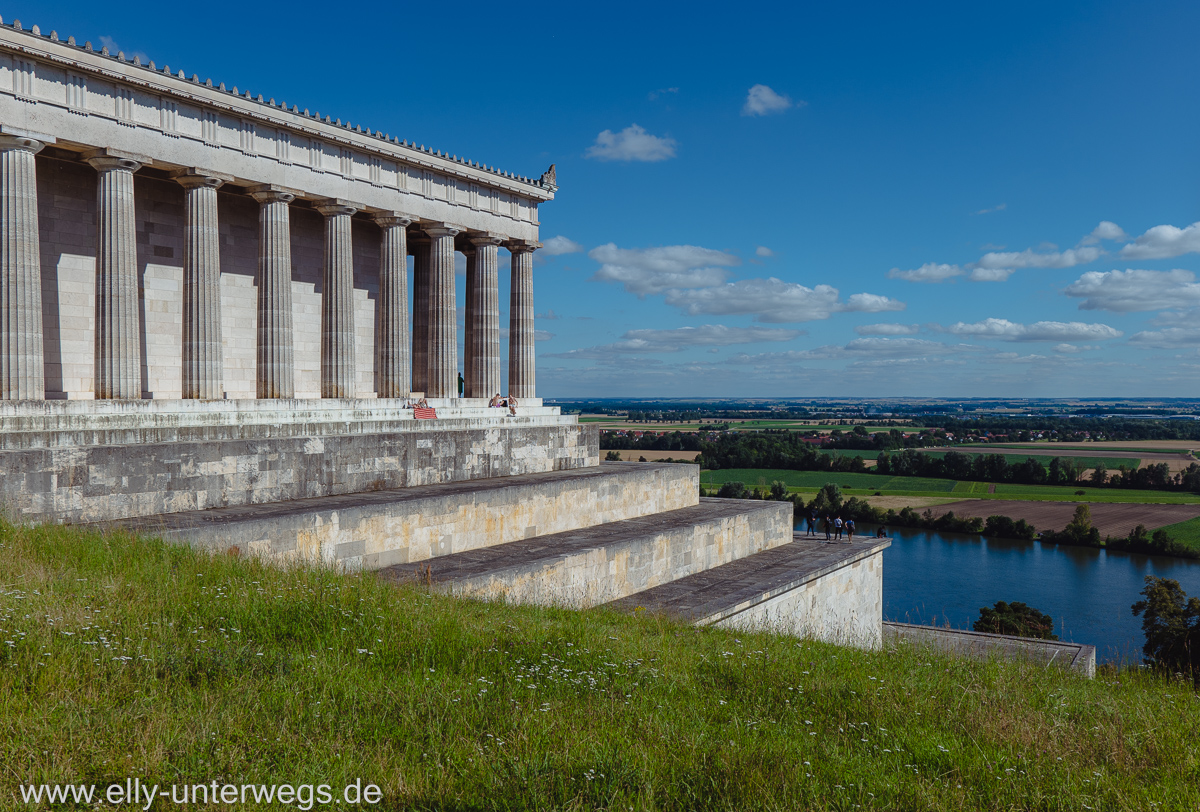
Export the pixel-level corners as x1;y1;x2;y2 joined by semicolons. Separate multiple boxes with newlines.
22;0;1200;397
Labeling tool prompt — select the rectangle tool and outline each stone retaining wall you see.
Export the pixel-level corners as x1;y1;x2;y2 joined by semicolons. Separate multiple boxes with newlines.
2;423;598;523
883;622;1096;677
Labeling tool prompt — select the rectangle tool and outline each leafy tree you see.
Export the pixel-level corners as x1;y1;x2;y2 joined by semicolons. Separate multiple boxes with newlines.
974;601;1058;639
1091;463;1108;486
769;480;788;501
1131;576;1200;678
604;450;622;461
810;483;844;514
716;481;749;499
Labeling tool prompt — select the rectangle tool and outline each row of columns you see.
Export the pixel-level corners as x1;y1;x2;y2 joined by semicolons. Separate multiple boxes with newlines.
0;139;539;401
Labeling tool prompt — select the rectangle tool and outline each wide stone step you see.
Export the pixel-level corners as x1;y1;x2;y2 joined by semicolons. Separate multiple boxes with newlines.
0;397;566;450
604;536;890;649
379;498;793;609
93;462;698;570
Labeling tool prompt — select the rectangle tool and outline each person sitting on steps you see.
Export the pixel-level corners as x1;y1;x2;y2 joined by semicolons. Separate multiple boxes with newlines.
507;395;519;416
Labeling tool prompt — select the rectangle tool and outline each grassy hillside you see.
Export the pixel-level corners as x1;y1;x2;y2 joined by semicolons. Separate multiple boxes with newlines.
2;521;1199;810
702;468;1200;504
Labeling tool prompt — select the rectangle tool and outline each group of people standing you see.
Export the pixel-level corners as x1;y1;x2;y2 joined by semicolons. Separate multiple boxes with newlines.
801;510;887;542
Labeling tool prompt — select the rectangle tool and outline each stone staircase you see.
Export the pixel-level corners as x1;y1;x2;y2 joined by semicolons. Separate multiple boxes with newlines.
95;460;885;647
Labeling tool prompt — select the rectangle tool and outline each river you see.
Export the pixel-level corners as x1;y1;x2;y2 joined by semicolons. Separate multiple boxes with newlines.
796;521;1200;664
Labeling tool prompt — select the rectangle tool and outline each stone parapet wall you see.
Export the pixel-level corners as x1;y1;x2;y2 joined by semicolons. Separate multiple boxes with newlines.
105;462;700;573
2;422;599;523
883;622;1097;677
710;542;886;649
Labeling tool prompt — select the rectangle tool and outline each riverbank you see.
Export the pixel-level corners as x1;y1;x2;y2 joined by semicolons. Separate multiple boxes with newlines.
4;520;1199;810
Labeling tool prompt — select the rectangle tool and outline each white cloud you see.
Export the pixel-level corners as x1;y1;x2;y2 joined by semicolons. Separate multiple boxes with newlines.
844;293;905;312
545;324;802;360
663;278;904;323
888;263;964;283
585;124;676;162
967;267;1015;282
536;309;561;320
1064;268;1200;312
974;203;1007;215
1054;344;1083;353
648;87;679;101
1079;220;1129;246
943;318;1122;342
742;84;795;116
1129;327;1200;347
755;246;774;257
733;338;961;364
975;245;1102;270
855;323;920;336
588;243;739;297
1119;221;1200;260
540;236;584;256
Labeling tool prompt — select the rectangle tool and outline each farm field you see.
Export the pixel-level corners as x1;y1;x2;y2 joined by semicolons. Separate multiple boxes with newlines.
701;468;1200;505
969;440;1199;452
820;448;1140;469
607;449;700;462
931;500;1200;541
583;416;903;433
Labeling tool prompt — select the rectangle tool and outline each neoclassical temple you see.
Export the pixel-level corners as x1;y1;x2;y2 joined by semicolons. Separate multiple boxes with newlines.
0;20;553;403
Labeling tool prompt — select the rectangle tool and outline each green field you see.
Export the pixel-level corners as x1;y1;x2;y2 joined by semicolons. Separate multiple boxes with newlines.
4;521;1199;811
702;468;1200;504
820;448;1139;469
1155;515;1200;547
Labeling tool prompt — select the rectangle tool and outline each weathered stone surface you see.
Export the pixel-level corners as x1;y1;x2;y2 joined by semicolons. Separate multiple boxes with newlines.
606;536;889;649
84;150;145;399
883;622;1096;677
387;498;792;608
1;422;599;523
98;462;698;570
173;169;227;400
0;133;46;400
507;243;536;399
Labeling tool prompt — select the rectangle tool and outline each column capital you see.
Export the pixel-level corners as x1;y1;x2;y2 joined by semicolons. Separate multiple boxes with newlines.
0;134;47;155
422;222;463;239
82;148;152;173
469;232;505;248
0;124;56;144
371;211;414;229
505;239;540;254
314;198;363;218
246;184;299;205
170;167;232;190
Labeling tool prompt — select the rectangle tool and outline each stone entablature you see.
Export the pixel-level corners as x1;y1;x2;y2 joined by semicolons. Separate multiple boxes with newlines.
0;22;553;239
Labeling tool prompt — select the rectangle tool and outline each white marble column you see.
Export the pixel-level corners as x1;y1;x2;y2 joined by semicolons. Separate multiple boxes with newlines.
247;185;296;399
424;224;461;399
467;234;503;398
409;234;430;395
462;244;476;394
373;212;412;399
507;241;539;399
0;134;48;400
85;149;149;400
316;199;360;398
173;169;228;400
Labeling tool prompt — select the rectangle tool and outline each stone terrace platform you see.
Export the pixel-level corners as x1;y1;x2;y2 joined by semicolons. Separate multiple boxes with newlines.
381;498;791;608
606;536;888;648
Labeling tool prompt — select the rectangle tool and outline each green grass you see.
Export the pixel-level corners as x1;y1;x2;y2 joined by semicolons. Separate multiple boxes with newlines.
3;522;1199;811
701;469;1200;504
1154;516;1200;553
